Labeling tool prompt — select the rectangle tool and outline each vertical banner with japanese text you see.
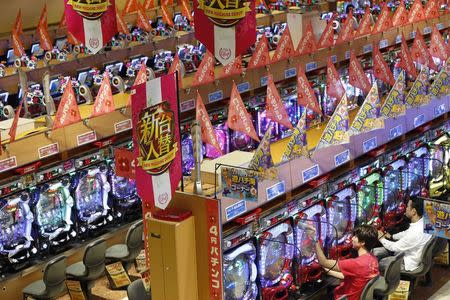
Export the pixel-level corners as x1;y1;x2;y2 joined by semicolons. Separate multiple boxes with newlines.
206;199;223;300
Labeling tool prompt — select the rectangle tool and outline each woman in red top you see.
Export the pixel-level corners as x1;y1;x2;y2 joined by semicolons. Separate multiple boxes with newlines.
314;225;380;300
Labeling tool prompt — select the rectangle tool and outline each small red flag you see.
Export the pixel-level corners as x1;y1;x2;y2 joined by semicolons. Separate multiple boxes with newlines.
247;35;271;70
136;5;152;32
429;26;450;61
399;34;418;79
297;65;322;115
318;14;336;48
271;26;295;63
219;56;243;78
192;51;215;87
9;101;22;143
336;10;355;44
52;81;82;131
14;9;23;34
116;9;130;35
67;30;81;46
122;0;138;15
168;53;184;88
373;46;395;86
356;6;372;37
143;0;155;9
266;75;293;129
133;63;147;87
227;82;259;142
12;29;26;57
161;4;175;27
36;4;52;51
372;3;393;34
196;92;222;153
297;22;318;55
392;1;408;27
326;57;346;100
411;30;438;71
91;72;115;118
409;0;425;23
115;148;135;179
424;0;439;19
180;0;193;22
349;51;371;94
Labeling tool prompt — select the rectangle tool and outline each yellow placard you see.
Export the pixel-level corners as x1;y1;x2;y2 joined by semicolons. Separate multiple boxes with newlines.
66;280;87;300
68;0;111;13
105;262;132;288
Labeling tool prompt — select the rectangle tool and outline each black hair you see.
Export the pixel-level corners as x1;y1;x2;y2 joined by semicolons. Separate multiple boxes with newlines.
409;196;424;217
353;225;378;251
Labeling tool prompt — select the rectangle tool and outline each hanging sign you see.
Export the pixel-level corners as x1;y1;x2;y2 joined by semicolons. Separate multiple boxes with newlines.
194;0;256;66
65;0;118;54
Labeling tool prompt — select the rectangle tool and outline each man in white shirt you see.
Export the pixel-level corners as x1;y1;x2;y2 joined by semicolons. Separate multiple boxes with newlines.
374;197;432;272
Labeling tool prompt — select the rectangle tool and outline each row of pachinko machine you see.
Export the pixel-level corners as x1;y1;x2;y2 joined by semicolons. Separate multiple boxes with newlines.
221;121;450;300
0;141;140;278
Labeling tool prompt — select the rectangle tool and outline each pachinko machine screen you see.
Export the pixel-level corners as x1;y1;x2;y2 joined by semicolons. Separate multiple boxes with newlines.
382;159;407;229
407;147;430;197
0;192;34;269
223;242;258;300
109;162;140;221
326;186;357;259
205;122;229;159
356;172;383;226
428;135;449;197
72;164;111;234
258;220;294;300
294;203;326;286
34;179;75;251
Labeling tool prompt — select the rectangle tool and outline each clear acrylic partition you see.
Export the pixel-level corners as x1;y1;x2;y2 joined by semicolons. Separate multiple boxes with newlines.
357;172;383;225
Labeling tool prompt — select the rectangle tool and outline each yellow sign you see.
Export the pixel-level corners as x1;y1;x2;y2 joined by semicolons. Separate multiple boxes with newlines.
105;262;132;288
68;0;111;16
198;0;250;26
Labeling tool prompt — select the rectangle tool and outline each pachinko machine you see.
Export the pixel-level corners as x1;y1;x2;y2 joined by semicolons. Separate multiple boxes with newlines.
406;145;430;198
380;154;407;230
222;225;258;300
427;126;450;198
0;188;36;275
325;171;358;259
71;150;114;238
32;165;76;254
294;202;326;289
356;160;384;226
109;144;141;223
257;208;294;300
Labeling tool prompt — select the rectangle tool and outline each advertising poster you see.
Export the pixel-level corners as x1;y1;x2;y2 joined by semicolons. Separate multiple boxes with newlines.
221;167;258;202
424;199;450;239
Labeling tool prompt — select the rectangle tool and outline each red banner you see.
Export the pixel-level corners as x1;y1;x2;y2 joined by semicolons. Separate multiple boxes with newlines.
65;0;118;54
355;6;372;37
194;0;256;66
116;9;130;34
318;14;335;48
411;30;438;71
9;101;22;143
114;148;136;179
67;31;81;46
161;4;175;27
180;0;194;22
271;26;295;63
399;34;418;79
429;26;450;61
136;4;152;32
206;199;223;300
219;56;243;78
196;92;222;153
192;51;216;87
372;4;392;34
336;10;355;44
52;81;82;131
122;0;138;15
131;73;182;211
373;46;395;86
392;1;408;27
12;29;26;57
168;54;184;88
424;0;439;19
227;82;259;142
247;35;270;70
326;57;345;100
297;65;322;115
14;9;23;34
296;21;318;55
143;0;155;10
91;72;115;117
36;4;52;51
134;63;147;87
409;0;425;23
349;51;371;94
266;75;293;129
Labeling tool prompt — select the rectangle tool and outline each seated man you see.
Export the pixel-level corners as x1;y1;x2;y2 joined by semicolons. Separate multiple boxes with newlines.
314;224;380;300
375;196;432;272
